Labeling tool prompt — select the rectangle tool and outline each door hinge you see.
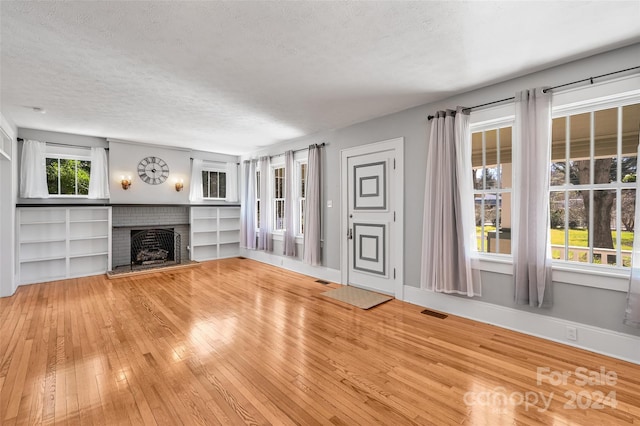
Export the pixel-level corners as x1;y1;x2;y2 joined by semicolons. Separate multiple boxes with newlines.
393;268;396;279
393;158;396;169
393;211;396;222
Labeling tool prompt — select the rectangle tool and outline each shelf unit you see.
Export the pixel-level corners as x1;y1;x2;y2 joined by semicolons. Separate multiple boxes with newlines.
17;207;112;284
190;206;240;261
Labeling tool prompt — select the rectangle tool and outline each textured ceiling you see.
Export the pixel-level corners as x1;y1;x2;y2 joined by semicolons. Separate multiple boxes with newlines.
1;2;639;155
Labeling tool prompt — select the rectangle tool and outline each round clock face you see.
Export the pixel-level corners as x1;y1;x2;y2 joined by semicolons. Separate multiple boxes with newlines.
137;156;170;185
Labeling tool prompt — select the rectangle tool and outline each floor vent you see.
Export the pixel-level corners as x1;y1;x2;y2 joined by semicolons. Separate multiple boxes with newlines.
315;279;330;285
421;309;448;319
237;256;247;259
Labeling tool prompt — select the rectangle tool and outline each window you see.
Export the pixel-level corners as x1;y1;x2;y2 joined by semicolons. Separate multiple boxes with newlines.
549;102;639;268
255;170;261;230
46;157;91;196
202;170;226;199
298;162;307;235
273;167;285;230
252;152;307;237
471;126;513;255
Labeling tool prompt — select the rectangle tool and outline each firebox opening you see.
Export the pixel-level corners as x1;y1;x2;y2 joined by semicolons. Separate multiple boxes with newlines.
130;228;181;270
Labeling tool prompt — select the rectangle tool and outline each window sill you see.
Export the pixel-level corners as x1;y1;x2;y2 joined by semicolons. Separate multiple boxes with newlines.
476;255;629;292
271;233;304;244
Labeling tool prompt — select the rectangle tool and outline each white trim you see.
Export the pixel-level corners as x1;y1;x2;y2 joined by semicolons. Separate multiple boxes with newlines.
239;248;341;283
0;118;16;298
45;142;92;160
469;73;640;127
476;256;629;292
470;114;515;131
403;285;640;364
296;159;307;236
272;164;285;231
469;77;640;288
107;138;191;152
201;169;227;199
271;233;303;244
202;164;226;173
340;137;404;299
552;73;640;116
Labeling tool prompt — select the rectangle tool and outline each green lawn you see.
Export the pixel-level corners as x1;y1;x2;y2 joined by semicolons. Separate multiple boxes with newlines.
476;227;634;250
549;229;633;250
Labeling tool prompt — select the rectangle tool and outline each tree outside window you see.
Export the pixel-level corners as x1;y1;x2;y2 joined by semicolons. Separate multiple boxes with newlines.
46;157;90;196
549;103;639;267
202;170;226;199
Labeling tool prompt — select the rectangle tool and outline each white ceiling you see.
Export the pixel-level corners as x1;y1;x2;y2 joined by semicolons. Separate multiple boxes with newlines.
1;1;639;155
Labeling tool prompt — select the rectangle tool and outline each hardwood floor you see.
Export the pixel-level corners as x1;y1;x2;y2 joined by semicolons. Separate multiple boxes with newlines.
1;258;639;425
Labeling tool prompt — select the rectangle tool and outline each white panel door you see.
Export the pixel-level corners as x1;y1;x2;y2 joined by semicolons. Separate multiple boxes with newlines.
347;149;396;295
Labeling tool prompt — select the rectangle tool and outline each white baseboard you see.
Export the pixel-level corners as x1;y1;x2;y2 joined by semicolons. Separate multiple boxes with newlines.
239;249;341;283
403;286;640;365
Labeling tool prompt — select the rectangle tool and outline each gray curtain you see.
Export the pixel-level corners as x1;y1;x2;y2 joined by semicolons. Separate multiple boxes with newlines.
283;150;297;256
241;160;256;249
303;144;322;265
512;88;553;307
624;139;640;327
257;156;273;251
420;108;481;296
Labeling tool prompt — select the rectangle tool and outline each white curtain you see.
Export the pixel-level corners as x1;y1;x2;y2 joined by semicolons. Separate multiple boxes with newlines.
225;162;239;203
241;160;257;249
257;156;273;251
624;139;640;328
20;140;49;198
420;108;481;296
283;150;297;256
512;88;553;307
88;147;110;199
303;144;322;266
189;159;204;202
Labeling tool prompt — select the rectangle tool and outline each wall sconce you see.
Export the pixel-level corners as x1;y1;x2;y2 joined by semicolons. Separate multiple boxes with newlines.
121;175;132;190
174;179;184;192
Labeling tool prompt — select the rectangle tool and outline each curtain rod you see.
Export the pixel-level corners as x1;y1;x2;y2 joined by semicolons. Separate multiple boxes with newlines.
427;65;640;120
256;142;326;160
190;158;241;165
17;138;106;150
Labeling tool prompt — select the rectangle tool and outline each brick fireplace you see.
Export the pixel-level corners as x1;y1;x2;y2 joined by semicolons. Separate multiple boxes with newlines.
111;206;189;269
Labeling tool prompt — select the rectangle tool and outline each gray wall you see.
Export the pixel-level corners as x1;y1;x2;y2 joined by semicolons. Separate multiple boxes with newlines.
478;271;639;336
15;129;239;205
0;115;17;298
247;43;640;336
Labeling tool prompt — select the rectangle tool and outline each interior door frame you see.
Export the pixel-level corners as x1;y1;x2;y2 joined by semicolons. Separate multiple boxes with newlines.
340;137;404;299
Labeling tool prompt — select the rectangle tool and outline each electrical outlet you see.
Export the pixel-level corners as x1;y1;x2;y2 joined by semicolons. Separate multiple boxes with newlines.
566;326;578;341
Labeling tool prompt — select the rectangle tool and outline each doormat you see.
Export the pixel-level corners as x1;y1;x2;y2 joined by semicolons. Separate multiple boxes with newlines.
321;286;392;310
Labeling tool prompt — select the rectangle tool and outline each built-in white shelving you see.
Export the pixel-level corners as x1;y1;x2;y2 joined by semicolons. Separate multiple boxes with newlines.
17;207;112;284
190;206;240;261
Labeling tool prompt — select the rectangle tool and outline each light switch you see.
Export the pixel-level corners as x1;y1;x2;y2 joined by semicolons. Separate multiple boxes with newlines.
327;200;333;208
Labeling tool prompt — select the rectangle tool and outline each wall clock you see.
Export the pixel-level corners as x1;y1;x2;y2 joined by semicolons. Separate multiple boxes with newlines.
137;156;170;185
